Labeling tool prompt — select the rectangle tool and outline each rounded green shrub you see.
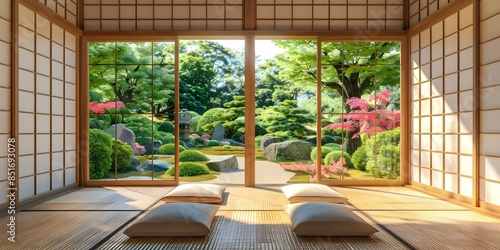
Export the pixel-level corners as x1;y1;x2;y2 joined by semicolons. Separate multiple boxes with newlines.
158;121;175;133
352;145;368;171
166;162;210;176
157;143;186;155
310;147;333;161
324;151;353;168
332;136;343;144
321;135;337;145
222;145;231;149
111;139;133;170
365;128;400;179
89;117;110;131
323;143;343;151
160;132;175;144
206;140;220;146
89;129;113;179
179;150;209;162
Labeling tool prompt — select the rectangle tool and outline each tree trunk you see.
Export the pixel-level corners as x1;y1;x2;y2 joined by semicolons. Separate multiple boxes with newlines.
345;131;361;156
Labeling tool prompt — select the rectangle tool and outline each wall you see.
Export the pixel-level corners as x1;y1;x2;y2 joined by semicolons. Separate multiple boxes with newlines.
410;3;474;200
411;0;500;213
83;0;244;31
255;0;404;31
409;0;457;27
16;3;78;202
0;0;12;207
81;0;404;31
479;0;500;209
38;0;78;26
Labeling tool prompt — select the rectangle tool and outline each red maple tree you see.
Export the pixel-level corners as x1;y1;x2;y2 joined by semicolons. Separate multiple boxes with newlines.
324;90;400;138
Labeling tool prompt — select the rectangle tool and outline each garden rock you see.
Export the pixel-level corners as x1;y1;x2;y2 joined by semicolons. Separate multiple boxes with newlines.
212;123;225;141
130;157;140;167
145;140;162;155
264;140;312;161
105;124;136;154
206;155;238;171
221;139;244;146
259;136;284;150
136;160;173;172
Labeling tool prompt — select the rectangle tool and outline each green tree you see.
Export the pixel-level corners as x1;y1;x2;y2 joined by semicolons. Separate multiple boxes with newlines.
272;41;400;154
178;41;245;115
201;95;246;139
88;42;175;115
257;99;316;139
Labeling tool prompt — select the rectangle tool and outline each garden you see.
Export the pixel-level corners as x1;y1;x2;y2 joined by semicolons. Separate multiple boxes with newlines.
88;40;401;183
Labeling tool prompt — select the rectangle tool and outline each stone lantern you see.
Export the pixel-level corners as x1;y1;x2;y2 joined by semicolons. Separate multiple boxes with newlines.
179;108;192;139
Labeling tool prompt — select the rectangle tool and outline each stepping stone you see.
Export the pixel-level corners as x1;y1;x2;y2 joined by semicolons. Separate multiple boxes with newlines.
206;155;238;172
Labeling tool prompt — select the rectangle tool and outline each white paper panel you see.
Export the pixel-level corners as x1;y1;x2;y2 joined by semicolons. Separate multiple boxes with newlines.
459;176;473;197
36;153;51;174
459;112;473;133
421;167;431;185
36;173;51;194
19;176;35;200
460;155;473;176
444;134;458;152
481;134;500;156
65;167;76;185
36;134;50;153
481;180;500;206
431;134;443;151
52;170;64;189
445;153;458;173
18;155;34;178
444;173;458;193
432;170;443;189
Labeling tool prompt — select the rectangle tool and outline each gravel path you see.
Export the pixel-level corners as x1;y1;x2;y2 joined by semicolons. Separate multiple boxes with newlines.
202;156;295;185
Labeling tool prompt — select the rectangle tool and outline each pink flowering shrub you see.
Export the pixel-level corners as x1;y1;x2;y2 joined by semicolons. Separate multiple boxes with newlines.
89;101;125;114
134;143;146;155
201;134;212;139
324;90;400;138
279;157;349;182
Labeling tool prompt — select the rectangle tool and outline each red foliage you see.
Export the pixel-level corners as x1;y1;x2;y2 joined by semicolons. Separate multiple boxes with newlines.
89;101;125;114
279;158;349;182
324;90;400;138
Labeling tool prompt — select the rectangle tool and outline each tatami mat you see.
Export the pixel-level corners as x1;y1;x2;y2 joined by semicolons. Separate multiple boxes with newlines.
98;210;409;250
220;186;290;211
0;211;139;250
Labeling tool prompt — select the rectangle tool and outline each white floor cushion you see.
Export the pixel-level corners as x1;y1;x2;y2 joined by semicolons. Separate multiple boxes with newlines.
162;183;226;204
284;202;378;236
281;183;348;203
124;203;219;237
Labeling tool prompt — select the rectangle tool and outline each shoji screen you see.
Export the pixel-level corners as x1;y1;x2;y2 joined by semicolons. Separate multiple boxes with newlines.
479;0;500;210
0;0;11;207
82;0;243;31
409;0;456;27
37;0;78;26
410;4;474;199
17;4;78;201
255;0;404;31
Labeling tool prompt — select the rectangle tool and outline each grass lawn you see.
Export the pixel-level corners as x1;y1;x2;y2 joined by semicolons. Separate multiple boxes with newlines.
115;155;219;181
